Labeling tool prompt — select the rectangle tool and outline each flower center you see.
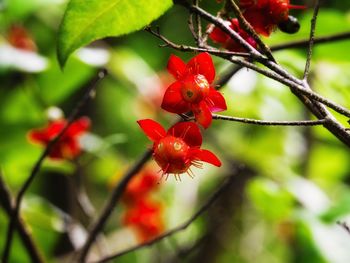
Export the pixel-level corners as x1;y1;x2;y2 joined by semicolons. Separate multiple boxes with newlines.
181;74;210;103
153;136;191;174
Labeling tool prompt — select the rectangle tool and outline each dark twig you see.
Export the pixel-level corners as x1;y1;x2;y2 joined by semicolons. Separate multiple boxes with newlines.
174;0;262;58
227;0;276;62
2;69;108;263
77;150;153;262
303;0;320;80
92;176;236;263
0;174;45;263
212;114;327;126
270;31;350;52
145;27;251;58
337;221;350;235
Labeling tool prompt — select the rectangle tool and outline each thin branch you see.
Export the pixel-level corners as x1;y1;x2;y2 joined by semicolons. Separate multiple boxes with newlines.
212;114;327;126
270;31;350;51
337;221;350;235
303;0;321;80
77;150;153;262
174;0;263;58
0;174;45;263
92;176;236;263
145;27;251;58
227;0;276;62
2;69;108;263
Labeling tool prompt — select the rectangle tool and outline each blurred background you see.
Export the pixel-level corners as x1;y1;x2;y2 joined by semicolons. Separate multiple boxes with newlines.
1;0;350;262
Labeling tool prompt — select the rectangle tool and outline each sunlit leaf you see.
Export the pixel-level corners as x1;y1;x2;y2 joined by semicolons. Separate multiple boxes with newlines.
57;0;173;67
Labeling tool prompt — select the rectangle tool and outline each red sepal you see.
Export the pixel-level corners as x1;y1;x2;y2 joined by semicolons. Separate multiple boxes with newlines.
190;148;221;167
137;119;166;142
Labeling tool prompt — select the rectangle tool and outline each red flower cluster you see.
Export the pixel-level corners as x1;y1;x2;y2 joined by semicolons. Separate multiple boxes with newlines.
162;53;227;128
123;169;159;204
137;119;221;180
122;170;164;242
210;0;304;51
28;117;90;159
209;18;257;52
239;0;305;36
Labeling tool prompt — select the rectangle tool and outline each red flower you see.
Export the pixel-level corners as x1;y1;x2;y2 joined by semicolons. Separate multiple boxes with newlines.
123;199;164;243
161;53;227;128
7;25;37;51
209;18;257;52
239;0;305;36
123;169;159;204
137;119;221;180
28;117;90;159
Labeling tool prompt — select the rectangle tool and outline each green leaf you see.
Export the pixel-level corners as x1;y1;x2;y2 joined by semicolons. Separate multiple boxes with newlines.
57;0;173;67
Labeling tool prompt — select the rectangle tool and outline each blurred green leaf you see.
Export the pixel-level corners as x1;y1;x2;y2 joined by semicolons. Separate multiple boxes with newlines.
248;178;294;221
57;0;173;67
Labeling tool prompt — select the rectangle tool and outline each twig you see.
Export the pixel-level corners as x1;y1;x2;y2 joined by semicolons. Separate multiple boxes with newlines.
174;0;262;58
212;114;327;126
270;31;350;51
0;174;45;263
337;221;350;235
227;0;276;62
145;27;251;58
2;69;108;263
77;150;153;262
92;176;236;263
304;0;320;80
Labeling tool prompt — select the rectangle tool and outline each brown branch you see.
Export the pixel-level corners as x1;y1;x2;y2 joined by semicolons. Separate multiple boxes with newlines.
337;221;350;235
2;69;108;263
91;176;236;263
174;0;262;58
0;174;45;263
212;114;327;126
227;0;276;62
77;150;153;262
303;0;321;80
270;31;350;51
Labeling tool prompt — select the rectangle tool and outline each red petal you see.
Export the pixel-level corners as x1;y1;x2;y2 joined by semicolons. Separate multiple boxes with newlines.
206;88;227;113
190;149;221;167
64;139;81;158
137;119;166;142
46;120;66;138
192;102;212;129
186;53;215;84
209;26;229;44
161;81;190;114
28;130;49;144
67;117;90;136
167;54;186;80
167;122;202;148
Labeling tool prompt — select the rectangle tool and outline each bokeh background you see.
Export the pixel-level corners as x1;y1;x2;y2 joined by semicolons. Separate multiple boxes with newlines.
1;0;350;262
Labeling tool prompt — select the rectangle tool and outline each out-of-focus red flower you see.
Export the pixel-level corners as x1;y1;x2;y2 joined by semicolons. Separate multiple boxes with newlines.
137;119;221;179
239;0;305;36
7;25;37;52
123;199;164;243
209;18;257;52
123;170;159;204
28;117;90;159
161;53;227;128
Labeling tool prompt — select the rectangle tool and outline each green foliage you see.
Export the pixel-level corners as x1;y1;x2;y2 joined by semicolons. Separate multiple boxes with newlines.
57;0;173;67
